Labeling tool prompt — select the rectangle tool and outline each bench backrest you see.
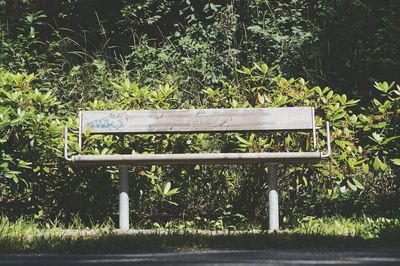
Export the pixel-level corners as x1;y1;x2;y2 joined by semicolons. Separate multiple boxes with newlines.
80;107;315;134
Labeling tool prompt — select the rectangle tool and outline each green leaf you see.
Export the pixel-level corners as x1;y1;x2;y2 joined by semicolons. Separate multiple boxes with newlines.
352;178;364;190
347;180;357;191
332;112;345;121
391;159;400;166
239;66;252;75
374;81;391;93
100;148;109;155
260;63;269;74
379;160;388;171
339;94;347;104
155;184;162;194
382;136;400;145
346;99;360;105
163;182;171;195
165;188;179;197
372;132;383;143
302;176;308;187
144;172;160;180
18;160;32;169
235;135;249;145
84;128;91;137
373;99;382;107
362;163;369;173
373;156;381;171
111;81;123;90
153;222;164;230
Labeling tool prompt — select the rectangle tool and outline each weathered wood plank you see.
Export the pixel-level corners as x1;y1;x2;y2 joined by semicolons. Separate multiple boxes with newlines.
81;107;314;134
72;152;322;166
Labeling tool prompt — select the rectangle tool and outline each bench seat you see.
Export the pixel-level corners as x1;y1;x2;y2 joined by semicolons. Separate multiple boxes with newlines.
72;152;322;166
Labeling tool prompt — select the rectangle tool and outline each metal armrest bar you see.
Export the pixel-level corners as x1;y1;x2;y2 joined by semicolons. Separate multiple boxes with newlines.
64;126;73;161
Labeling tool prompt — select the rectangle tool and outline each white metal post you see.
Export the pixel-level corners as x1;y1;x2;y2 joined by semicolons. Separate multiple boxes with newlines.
268;163;279;231
118;165;129;230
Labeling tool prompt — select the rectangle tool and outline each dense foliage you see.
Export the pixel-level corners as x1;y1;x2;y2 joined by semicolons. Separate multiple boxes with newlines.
0;0;399;226
1;0;399;97
1;66;399;226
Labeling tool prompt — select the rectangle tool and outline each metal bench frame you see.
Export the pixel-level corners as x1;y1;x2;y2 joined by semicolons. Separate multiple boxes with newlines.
64;107;330;231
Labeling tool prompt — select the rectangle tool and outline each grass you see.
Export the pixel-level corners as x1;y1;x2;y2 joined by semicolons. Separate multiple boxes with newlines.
0;216;399;253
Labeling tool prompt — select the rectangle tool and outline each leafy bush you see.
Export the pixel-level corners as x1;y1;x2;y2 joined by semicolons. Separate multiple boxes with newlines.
0;55;399;223
0;69;63;215
1;62;399;224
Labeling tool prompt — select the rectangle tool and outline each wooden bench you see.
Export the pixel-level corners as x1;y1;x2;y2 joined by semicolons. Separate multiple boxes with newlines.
64;107;330;231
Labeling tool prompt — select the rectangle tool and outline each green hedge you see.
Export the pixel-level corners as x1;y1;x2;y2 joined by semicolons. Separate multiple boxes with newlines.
1;66;399;225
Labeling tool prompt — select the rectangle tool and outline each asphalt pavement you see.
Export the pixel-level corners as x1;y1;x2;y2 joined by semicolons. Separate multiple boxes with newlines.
1;248;400;265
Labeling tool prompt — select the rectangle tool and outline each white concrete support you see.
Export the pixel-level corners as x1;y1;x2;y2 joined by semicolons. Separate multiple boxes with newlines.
268;163;279;232
118;165;129;230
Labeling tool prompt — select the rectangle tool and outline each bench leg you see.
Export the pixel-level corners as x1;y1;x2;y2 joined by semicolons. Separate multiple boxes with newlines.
118;165;129;230
268;163;279;232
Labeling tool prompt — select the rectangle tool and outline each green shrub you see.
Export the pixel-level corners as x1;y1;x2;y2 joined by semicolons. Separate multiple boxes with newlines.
0;69;63;215
1;65;399;225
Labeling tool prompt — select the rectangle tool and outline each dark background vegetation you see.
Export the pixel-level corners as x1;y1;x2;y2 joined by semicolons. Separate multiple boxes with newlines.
0;0;399;228
2;0;399;97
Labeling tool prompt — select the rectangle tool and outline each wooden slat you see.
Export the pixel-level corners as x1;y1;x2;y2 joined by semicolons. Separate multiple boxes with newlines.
72;152;322;166
81;107;314;134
